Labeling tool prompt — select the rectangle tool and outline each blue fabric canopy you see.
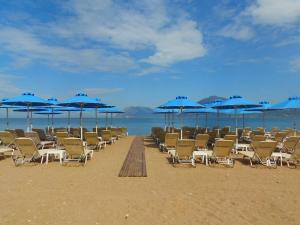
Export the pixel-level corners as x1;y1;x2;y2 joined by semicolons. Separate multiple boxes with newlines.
98;107;124;113
3;92;50;107
246;101;276;112
212;95;261;109
270;97;300;110
158;96;204;109
153;108;179;114
183;108;217;114
58;93;105;108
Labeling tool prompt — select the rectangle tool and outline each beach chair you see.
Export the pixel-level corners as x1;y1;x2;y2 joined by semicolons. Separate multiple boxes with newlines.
161;133;178;152
170;139;195;167
0;131;16;156
286;141;300;168
241;141;278;168
55;132;69;149
25;132;55;149
195;134;209;150
251;135;266;142
84;132;106;150
274;132;287;143
32;128;53;141
62;138;93;166
15;129;25;137
13;138;49;166
209;140;234;167
101;130;115;144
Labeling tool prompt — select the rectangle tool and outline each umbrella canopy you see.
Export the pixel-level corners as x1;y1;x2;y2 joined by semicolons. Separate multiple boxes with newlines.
212;96;261;142
158;96;204;109
58;93;106;139
246;101;274;112
58;93;106;108
212;95;261;110
271;97;300;131
158;96;204;139
3;92;51;131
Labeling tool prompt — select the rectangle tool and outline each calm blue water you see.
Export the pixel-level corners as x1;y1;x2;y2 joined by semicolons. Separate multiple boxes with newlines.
0;114;298;135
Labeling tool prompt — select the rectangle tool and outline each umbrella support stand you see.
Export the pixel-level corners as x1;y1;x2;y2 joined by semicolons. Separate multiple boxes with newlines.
294;109;297;136
51;109;54;134
80;107;83;140
180;108;183;140
105;113;108;130
205;113;208;133
95;108;98;134
110;113;113;128
47;115;50;134
235;108;238;145
26;105;30;132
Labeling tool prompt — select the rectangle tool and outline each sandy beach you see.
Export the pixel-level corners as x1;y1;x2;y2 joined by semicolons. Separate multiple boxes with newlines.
0;136;299;225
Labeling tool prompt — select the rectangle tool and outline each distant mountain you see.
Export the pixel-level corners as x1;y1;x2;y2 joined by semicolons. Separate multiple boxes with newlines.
117;106;153;118
198;96;227;105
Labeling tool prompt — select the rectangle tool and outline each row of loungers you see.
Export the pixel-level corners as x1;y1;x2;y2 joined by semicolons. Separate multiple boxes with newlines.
0;127;128;166
151;127;300;168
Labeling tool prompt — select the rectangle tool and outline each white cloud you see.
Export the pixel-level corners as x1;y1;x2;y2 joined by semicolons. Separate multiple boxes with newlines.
0;0;206;72
0;74;22;97
219;24;255;41
246;0;300;26
136;66;163;76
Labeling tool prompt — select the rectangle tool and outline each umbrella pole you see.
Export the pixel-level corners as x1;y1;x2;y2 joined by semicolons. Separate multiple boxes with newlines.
51;108;54;134
68;111;71;134
235;108;238;145
105;112;108;130
110;113;113;127
180;108;183;140
294;109;297;135
262;112;265;129
47;114;50;134
26;105;30;132
242;113;245;129
6;108;9;129
80;106;83;140
95;108;98;134
164;113;167;131
30;111;33;131
205;113;208;133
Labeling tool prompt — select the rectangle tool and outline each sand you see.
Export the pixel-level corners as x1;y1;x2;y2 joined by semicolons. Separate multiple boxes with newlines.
0;136;299;225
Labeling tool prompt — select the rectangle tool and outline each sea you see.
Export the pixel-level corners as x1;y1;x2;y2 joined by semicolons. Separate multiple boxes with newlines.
0;114;298;135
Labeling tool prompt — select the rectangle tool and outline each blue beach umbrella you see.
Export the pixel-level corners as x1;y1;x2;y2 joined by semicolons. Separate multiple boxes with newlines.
271;97;300;131
58;93;106;139
4;93;51;131
158;96;205;139
213;95;261;142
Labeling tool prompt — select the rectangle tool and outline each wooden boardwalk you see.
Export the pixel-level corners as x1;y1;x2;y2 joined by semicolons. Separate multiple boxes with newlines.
119;136;147;177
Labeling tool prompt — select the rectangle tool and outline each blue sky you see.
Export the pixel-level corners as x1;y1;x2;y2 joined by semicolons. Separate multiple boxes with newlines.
0;0;300;110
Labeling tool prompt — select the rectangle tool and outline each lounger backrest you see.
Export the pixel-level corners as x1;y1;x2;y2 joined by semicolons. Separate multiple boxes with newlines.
283;136;300;150
165;133;178;148
56;132;68;146
251;135;265;142
292;141;300;159
15;129;25;137
84;132;98;145
252;141;277;159
176;140;195;159
224;135;237;143
274;132;287;142
110;128;118;137
101;130;112;142
62;138;84;157
72;128;81;138
0;131;16;145
195;134;209;149
15;138;38;157
32;128;47;141
25;132;40;145
213;140;234;157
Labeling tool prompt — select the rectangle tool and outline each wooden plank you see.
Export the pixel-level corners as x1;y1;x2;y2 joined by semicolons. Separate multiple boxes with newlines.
118;136;147;177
